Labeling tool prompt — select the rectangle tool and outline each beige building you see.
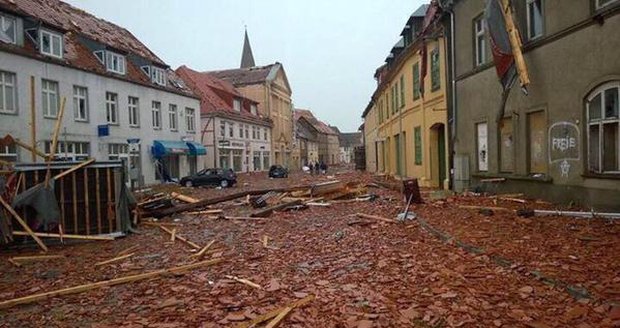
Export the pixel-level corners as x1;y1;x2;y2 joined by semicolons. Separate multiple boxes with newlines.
295;109;340;165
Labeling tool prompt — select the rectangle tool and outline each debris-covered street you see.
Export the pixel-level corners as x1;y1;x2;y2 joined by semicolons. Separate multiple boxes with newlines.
1;169;618;327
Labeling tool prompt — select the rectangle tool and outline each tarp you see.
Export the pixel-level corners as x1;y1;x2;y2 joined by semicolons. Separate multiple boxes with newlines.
186;142;207;156
151;140;190;158
12;180;60;231
485;0;517;91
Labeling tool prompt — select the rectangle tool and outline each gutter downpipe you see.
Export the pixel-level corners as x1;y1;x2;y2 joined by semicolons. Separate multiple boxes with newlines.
446;6;457;191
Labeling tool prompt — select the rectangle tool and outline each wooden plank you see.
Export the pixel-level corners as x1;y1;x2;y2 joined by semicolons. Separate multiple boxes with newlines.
190;240;215;259
250;199;302;218
499;0;530;87
186;209;223;215
0;258;223;310
0;197;48;252
11;255;64;262
30;75;36;162
458;205;513;212
116;245;140;257
355;213;396;224
72;171;78;234
106;168;112;233
235;295;315;328
170;192;199;203
94;253;135;267
225;275;262;290
95;169;102;234
265;306;292;328
47;97;66;162
12;139;46;160
158;225;201;250
310;180;344;197
53;159;96;180
12;231;116;241
84;168;90;235
59;175;66;230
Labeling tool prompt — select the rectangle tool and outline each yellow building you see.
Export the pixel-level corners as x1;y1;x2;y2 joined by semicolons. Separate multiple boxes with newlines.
362;3;449;189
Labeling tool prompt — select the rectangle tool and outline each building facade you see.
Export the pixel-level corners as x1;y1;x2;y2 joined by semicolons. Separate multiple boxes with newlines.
444;0;620;209
338;132;363;164
362;3;450;189
176;66;272;173
209;61;294;168
295;109;339;165
0;0;202;186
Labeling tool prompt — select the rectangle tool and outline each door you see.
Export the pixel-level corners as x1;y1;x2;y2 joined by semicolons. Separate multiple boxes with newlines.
438;125;446;188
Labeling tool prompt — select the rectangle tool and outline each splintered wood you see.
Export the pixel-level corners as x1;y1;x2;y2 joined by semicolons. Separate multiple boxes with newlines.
235;295;315;328
94;253;135;267
225;275;262;290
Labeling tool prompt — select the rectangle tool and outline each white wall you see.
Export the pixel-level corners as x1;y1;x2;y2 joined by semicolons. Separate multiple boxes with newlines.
0;52;201;185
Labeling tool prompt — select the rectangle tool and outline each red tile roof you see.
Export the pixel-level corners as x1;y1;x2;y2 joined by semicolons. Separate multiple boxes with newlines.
176;66;271;127
0;0;194;97
294;109;337;135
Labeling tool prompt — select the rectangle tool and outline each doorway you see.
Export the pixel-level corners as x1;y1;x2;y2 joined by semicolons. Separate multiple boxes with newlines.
431;123;447;189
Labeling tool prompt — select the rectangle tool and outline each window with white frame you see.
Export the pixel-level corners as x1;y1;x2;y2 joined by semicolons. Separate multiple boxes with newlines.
596;0;619;10
128;96;139;127
239;124;244;138
0;13;17;44
152;101;161;129
220;121;226;137
233;99;241;112
169;104;178;131
250;104;257;115
526;0;543;40
587;81;619;174
0;70;17;114
474;16;487;66
45;141;89;161
73;86;88;121
105;51;126;75
245;125;249;139
108;143;129;160
264;128;268;141
151;67;166;86
41;79;59;118
185;107;195;132
106;92;118;124
40;29;63;58
229;122;234;137
0;144;18;162
252;126;257;139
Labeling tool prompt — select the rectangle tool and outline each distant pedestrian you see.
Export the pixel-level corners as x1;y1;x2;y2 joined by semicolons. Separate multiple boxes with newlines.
320;161;327;174
314;162;320;175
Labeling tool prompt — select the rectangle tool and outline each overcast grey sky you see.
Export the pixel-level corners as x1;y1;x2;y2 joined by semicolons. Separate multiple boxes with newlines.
66;0;426;132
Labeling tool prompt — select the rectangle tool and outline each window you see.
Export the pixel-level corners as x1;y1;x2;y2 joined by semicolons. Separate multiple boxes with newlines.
108;143;129;160
40;29;63;58
220;121;226;137
414;126;422;165
474;16;487;66
526;0;543;40
476;122;489;171
151;67;166;86
390;86;395;115
233;99;241;111
45;141;89;161
264;128;268;140
395;134;402;175
0;144;18;162
186;107;195;132
399;75;405;108
152;101;161;129
128;96;139;127
106;92;118;124
41;79;59;118
587;82;620;173
73;86;88;121
499;118;514;172
239;124;244;138
431;48;440;91
229;122;234;137
263;151;270;170
394;82;399;111
0;13;17;44
169;104;178;131
250;104;257;115
596;0;619;10
105;51;126;75
0;71;16;114
252;126;257;139
245;125;249;138
413;63;421;100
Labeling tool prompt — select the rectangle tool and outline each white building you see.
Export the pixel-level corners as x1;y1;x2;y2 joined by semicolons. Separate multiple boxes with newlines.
0;0;203;186
177;66;272;172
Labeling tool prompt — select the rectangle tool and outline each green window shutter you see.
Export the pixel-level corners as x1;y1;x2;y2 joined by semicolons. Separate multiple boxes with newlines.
414;126;422;165
413;63;420;100
431;49;440;91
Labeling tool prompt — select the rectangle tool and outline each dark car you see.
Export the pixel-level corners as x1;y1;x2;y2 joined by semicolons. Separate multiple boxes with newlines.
268;165;288;178
180;168;237;188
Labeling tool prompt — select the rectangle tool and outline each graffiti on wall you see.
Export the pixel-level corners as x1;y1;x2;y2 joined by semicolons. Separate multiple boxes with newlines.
548;122;580;178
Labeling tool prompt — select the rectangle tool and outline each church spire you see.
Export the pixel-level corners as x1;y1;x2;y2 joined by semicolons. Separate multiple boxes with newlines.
240;27;256;69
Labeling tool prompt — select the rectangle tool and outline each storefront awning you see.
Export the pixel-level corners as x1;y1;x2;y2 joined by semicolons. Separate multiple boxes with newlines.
186;142;207;156
151;140;190;158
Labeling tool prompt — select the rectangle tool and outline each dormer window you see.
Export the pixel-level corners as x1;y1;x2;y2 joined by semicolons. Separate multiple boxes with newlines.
105;51;126;75
0;13;17;44
40;29;63;59
250;104;257;115
151;67;166;86
233;99;241;112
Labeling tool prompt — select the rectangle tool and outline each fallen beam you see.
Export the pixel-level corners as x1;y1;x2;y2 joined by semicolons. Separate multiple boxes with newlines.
171;192;198;203
190;240;215;259
11;255;64;262
265;306;292;328
235;295;315;328
458;205;513;212
94;252;135;267
150;185;311;218
310;180;344;197
187;209;223;215
534;210;620;220
0;197;48;252
158;225;201;250
53;158;96;180
355;213;397;224
251;200;302;217
0;258;223;310
12;231;116;241
225;275;262;289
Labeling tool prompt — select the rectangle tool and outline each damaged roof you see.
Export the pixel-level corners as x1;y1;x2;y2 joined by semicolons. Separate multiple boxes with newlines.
294;109;338;135
208;64;277;86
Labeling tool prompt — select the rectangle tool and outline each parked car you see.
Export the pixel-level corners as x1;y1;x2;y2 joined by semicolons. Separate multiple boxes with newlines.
180;168;237;188
268;165;288;178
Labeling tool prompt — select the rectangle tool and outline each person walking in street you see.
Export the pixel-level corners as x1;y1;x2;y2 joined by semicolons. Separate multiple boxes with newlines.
314;162;320;175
